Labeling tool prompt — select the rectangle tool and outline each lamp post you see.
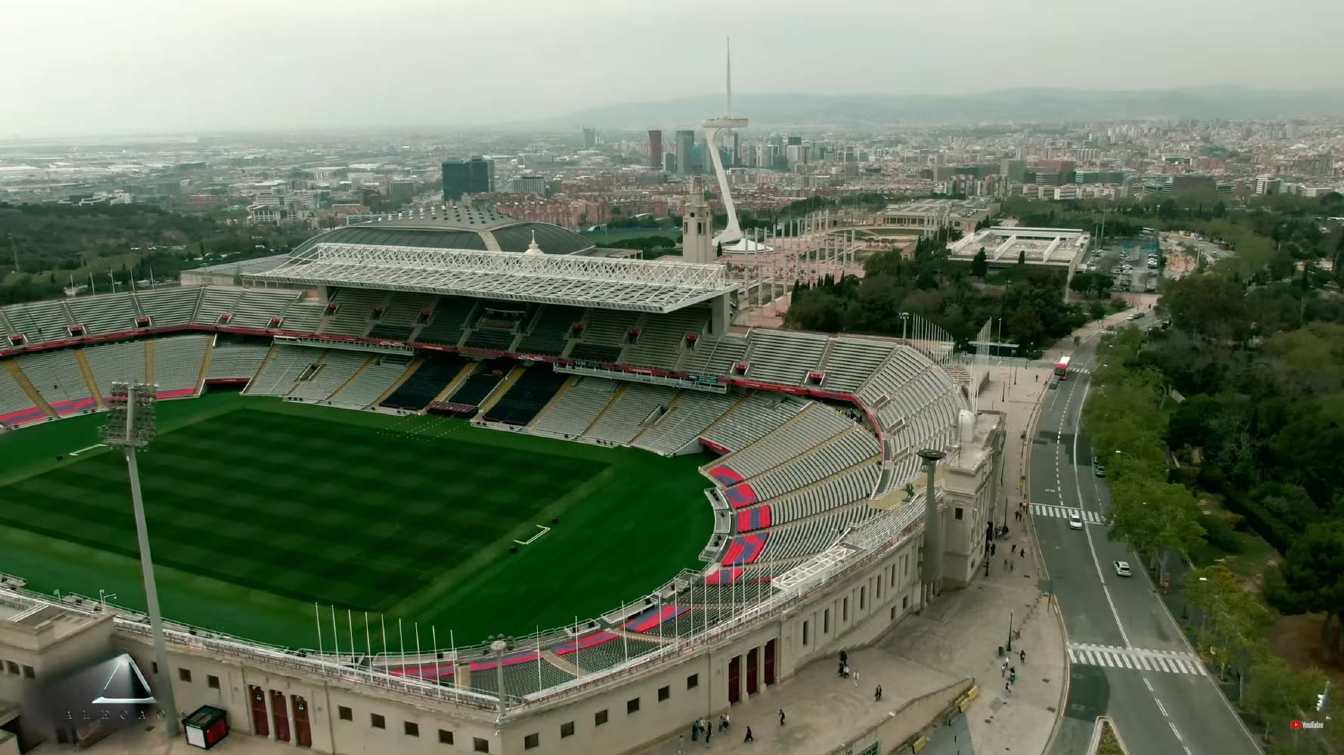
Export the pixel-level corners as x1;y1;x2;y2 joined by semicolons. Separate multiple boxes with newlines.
102;382;177;736
489;635;512;722
900;312;911;341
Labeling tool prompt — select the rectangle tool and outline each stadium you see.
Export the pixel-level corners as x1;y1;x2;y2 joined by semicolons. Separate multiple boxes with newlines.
0;213;1003;754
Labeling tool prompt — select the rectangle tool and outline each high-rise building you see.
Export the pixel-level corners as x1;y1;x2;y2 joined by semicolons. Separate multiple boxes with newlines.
676;130;697;175
441;157;494;200
647;130;663;169
583;128;597;149
510;175;546;194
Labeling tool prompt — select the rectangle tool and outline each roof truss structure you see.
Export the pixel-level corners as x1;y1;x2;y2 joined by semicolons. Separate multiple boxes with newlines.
247;243;736;313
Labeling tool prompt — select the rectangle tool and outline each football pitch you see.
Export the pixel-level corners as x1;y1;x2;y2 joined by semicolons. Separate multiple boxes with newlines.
0;392;711;648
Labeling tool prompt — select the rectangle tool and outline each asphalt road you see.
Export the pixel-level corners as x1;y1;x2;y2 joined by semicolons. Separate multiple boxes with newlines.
1035;326;1262;755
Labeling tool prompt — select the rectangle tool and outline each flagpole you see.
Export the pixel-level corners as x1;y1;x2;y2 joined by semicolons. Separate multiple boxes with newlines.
432;626;441;698
314;603;323;661
415;622;425;684
330;606;340;662
450;629;457;702
620;601;629;664
380;614;389;683
536;626;543;692
398;618;406;677
364;611;373;683
573;616;581;679
347;609;355;665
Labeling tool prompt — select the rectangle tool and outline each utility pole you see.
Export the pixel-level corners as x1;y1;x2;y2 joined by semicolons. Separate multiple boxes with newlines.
102;383;178;737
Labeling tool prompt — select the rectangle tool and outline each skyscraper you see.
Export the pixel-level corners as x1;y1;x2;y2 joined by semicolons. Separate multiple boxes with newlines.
441;157;494;200
583;128;597;149
676;130;697;175
648;130;663;169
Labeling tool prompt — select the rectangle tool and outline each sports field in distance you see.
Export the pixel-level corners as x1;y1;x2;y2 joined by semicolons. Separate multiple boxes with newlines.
0;392;711;648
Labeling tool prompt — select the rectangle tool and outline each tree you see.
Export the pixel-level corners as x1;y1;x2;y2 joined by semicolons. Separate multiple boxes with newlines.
1273;520;1344;659
970;247;988;278
1108;477;1204;583
1243;654;1325;743
1185;565;1272;690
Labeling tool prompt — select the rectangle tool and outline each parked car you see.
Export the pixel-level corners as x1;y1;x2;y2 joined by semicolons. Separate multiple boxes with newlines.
1114;560;1133;577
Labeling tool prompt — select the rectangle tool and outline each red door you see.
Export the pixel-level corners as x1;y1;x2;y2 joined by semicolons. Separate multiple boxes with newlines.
746;648;759;695
292;695;312;747
727;656;740;704
764;640;777;686
248;686;268;737
270;690;290;742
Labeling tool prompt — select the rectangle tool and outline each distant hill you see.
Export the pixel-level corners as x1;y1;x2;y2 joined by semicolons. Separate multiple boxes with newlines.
548;87;1344;129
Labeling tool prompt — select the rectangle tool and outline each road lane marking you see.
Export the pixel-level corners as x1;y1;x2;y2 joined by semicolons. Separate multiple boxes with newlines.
1155;698;1168;717
1070;379;1131;648
1169;722;1183;742
1144;677;1154;692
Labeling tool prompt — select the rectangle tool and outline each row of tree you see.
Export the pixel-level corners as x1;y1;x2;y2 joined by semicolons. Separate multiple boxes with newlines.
785;228;1091;357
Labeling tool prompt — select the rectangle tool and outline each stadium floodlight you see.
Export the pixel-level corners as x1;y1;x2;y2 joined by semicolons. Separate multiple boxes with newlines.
102;382;178;737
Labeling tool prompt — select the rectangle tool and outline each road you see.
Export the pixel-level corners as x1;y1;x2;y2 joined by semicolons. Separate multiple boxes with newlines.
1035;320;1261;755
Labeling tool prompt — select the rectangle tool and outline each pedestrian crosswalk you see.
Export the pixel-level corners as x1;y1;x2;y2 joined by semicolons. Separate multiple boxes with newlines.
1031;503;1105;524
1068;643;1205;676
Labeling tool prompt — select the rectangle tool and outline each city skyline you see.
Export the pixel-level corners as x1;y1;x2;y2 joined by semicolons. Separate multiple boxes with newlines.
5;0;1344;138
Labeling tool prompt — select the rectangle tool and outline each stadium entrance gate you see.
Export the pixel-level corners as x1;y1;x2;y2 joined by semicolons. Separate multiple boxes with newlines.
249;686;268;737
728;657;741;704
747;647;759;695
293;695;312;747
765;639;777;685
269;689;290;742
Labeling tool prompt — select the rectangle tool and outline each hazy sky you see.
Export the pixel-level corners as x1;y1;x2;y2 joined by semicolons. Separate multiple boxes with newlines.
3;0;1341;137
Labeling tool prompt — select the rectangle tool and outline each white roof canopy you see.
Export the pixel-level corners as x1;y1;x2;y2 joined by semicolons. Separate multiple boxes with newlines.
247;243;736;313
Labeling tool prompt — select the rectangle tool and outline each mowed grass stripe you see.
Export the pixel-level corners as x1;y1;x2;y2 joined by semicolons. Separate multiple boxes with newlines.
0;401;608;613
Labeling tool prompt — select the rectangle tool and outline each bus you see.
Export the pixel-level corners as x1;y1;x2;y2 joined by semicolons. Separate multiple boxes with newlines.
1054;355;1072;380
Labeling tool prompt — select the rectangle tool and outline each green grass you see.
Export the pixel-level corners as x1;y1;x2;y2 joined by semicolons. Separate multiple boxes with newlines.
0;392;711;648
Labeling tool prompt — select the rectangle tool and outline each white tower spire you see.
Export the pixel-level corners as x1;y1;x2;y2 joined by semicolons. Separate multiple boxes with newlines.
726;37;732;117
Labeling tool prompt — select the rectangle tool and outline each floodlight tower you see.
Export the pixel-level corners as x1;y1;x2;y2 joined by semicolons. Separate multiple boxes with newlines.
102;382;178;736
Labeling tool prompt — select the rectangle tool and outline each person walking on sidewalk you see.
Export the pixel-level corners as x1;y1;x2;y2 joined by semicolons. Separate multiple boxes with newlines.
744;726;754;743
1019;649;1026;664
778;708;786;726
1001;658;1009;677
875;684;883;702
705;726;712;746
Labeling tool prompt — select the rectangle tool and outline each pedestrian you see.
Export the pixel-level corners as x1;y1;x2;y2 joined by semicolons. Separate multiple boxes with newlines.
1010;544;1015;555
1000;658;1008;677
1019;649;1026;664
1010;667;1016;685
691;720;700;742
853;669;861;687
779;708;786;726
744;727;754;743
1004;679;1011;694
990;542;996;556
705;726;712;746
875;684;883;702
840;649;848;666
721;713;730;731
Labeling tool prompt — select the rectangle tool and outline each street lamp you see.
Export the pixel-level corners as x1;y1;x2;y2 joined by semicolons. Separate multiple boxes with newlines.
102;382;178;737
900;312;911;341
488;635;512;722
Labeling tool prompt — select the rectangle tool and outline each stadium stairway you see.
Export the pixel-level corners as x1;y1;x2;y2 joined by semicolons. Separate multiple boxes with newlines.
194;338;214;394
474;364;526;416
72;350;104;408
143;339;156;384
433;361;477;404
244;345;278;394
526;375;578;429
578;382;627;438
372;356;423;407
326;355;375;401
2;360;54;418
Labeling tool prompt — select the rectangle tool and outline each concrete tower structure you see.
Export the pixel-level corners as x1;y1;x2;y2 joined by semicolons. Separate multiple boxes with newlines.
681;192;715;264
703;38;769;253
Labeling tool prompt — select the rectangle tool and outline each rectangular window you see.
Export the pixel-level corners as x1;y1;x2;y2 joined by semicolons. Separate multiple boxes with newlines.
405;721;419;737
439;729;454;744
902;595;909;609
627;697;640;714
658;685;670;702
22;665;35;679
207;674;220;690
860;586;866;611
371;713;386;729
823;608;830;634
955;507;964;520
561;721;575;738
524;733;539;749
3;661;14;675
338;706;352;721
802;620;809;645
474;737;490;753
686;674;699;690
842;597;849;622
595;710;608;727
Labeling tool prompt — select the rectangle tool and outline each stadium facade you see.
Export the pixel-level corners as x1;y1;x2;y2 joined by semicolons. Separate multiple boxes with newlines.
0;224;1004;753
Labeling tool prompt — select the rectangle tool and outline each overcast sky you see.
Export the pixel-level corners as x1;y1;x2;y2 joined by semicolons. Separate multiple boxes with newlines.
3;0;1341;138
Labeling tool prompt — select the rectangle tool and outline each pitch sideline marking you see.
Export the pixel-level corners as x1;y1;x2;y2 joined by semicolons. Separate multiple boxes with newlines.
514;524;552;546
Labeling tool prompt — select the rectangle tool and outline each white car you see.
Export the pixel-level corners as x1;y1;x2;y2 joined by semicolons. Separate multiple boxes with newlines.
1068;514;1084;530
1114;560;1133;577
